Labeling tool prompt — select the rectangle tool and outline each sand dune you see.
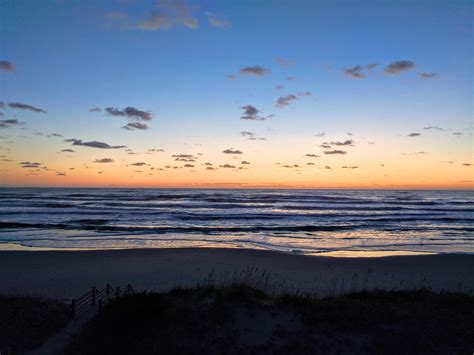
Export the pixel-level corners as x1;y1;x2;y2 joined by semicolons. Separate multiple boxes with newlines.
0;248;473;298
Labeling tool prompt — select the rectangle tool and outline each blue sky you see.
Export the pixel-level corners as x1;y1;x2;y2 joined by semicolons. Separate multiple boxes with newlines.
0;0;473;188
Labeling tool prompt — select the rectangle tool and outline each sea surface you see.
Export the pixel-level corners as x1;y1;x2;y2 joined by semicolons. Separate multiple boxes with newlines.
0;188;473;254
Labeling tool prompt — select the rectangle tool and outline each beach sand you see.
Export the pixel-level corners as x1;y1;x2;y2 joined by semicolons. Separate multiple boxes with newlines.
0;248;473;298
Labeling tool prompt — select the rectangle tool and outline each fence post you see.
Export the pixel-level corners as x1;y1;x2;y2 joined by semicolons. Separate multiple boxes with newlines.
106;284;111;296
92;286;96;306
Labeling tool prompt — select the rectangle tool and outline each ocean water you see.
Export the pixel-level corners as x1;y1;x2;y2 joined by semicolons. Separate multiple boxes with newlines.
0;188;473;254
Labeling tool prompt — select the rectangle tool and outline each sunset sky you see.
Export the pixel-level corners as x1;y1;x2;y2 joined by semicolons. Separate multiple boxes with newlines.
0;0;472;188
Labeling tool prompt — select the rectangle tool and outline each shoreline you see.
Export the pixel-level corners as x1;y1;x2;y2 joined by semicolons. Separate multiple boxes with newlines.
1;247;473;298
0;242;443;257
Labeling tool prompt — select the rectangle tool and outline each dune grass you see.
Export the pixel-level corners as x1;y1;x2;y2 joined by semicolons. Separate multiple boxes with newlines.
0;294;70;355
64;284;474;354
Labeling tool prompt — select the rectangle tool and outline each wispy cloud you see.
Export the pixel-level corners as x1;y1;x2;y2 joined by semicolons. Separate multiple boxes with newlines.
7;102;46;113
384;60;415;75
0;119;24;129
304;154;320;158
19;161;42;168
122;122;150;130
274;57;293;68
239;66;271;77
65;139;126;149
423;126;444;131
205;12;229;28
343;63;377;79
220;164;236;168
324;150;347;155
94;158;114;163
419;72;437;80
135;0;198;31
407;132;421;137
223;148;243;154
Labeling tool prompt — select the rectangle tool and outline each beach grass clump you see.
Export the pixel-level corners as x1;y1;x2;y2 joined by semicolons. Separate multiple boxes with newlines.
0;294;70;354
64;284;474;354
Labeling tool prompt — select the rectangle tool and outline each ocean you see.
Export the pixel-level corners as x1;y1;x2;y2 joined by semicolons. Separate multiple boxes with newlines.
0;188;473;254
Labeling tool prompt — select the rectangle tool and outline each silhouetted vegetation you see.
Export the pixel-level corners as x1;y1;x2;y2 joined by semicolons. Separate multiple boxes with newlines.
65;284;474;354
0;294;70;354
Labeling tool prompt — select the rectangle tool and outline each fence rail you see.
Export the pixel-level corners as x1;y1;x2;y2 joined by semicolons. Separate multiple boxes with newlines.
69;284;134;319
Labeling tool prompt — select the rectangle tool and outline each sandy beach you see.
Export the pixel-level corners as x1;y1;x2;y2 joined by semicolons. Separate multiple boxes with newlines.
1;248;473;298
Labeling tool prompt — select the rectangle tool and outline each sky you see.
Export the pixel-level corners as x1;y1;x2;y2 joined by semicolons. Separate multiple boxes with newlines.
0;0;473;188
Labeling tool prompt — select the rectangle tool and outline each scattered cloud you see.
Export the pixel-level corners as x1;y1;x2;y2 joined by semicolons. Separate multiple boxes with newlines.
223;148;243;154
136;0;198;31
89;107;102;112
105;107;152;121
407;133;421;137
304;154;320;158
452;132;463;136
0;119;24;128
220;164;236;168
148;148;164;152
183;163;194;168
65;138;126;149
0;61;15;72
122;122;150;130
130;162;148;166
227;75;236;80
240;131;255;138
239;66;270;77
240;105;271;121
94;158;114;163
60;149;75;153
7;102;46;113
462;163;472;167
275;85;284;90
330;139;354;146
276;94;297;108
20;161;42;168
343;63;377;79
241;161;250;165
205;12;229;28
172;154;197;162
423;126;444;131
383;60;415;75
341;166;359;169
324;150;346;155
324;165;332;169
419;72;437;80
47;133;63;138
286;76;297;81
320;143;331;149
315;132;325;137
